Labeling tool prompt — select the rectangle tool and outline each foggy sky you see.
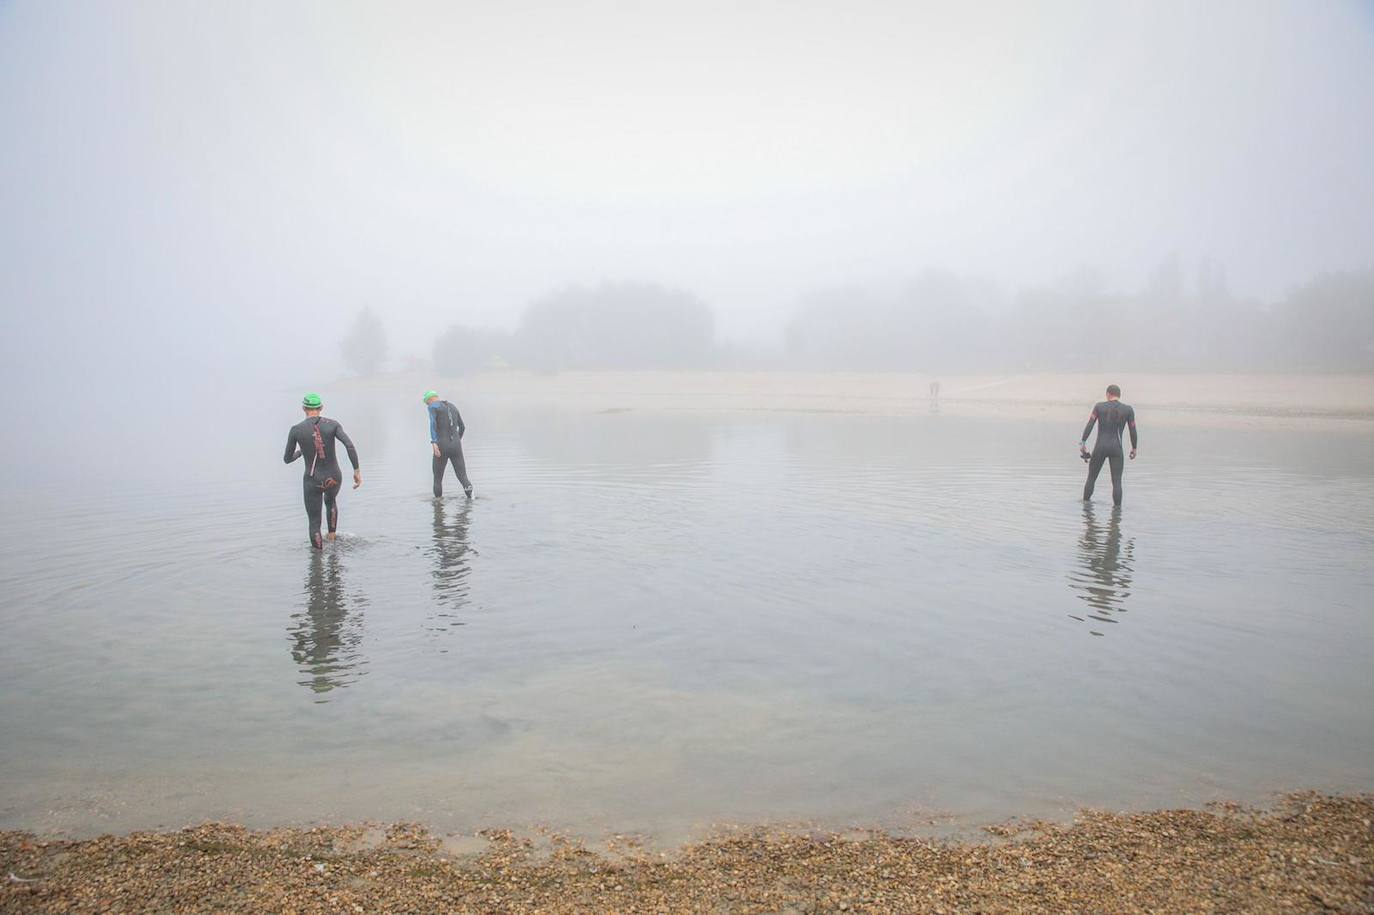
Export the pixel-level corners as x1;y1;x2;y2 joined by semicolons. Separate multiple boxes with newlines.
2;0;1373;396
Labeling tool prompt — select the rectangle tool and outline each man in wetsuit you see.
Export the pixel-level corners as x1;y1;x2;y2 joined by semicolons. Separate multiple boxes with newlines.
423;390;473;499
284;393;362;548
1079;384;1138;506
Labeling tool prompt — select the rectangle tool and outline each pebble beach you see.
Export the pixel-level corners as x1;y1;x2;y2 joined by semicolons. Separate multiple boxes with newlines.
4;793;1372;913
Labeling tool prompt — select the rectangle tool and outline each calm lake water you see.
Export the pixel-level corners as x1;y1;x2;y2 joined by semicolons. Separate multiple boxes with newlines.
2;395;1372;839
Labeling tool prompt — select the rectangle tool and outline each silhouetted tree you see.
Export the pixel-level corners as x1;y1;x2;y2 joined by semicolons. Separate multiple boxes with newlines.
781;257;1374;373
785;271;1002;371
1144;253;1185;303
785;286;887;370
1196;257;1228;301
515;282;715;370
433;324;511;376
1273;270;1374;370
1008;268;1121;371
341;308;387;376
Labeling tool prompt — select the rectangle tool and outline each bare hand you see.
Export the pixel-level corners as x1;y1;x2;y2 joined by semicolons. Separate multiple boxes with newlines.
353;470;363;489
1129;450;1137;460
432;443;441;457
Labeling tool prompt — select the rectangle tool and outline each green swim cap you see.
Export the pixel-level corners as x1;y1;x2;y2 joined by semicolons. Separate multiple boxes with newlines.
422;390;438;403
302;393;322;409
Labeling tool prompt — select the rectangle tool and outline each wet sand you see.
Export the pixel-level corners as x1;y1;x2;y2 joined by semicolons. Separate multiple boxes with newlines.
4;793;1371;913
344;370;1374;431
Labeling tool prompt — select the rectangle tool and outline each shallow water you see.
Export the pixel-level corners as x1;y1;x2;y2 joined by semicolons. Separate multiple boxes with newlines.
2;398;1372;839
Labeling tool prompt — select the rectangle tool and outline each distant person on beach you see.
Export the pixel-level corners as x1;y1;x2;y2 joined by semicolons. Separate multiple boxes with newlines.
1079;384;1137;506
424;390;473;499
283;393;362;549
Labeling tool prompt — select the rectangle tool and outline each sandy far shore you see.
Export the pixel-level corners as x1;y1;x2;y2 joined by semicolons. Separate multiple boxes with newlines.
342;371;1374;431
3;793;1372;913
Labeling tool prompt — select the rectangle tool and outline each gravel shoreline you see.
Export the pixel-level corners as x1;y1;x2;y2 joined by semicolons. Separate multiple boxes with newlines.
4;793;1371;913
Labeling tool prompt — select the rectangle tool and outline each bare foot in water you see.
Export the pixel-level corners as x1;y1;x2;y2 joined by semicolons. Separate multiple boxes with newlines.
326;532;337;542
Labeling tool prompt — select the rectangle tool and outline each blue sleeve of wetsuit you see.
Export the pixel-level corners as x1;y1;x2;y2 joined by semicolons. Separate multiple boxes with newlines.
428;404;438;443
284;429;301;464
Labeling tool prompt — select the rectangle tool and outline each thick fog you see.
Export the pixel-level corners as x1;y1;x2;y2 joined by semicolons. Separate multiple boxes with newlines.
2;0;1373;420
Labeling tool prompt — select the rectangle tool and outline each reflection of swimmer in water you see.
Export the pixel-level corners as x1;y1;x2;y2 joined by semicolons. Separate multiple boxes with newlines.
1067;503;1135;633
288;549;366;698
430;500;475;624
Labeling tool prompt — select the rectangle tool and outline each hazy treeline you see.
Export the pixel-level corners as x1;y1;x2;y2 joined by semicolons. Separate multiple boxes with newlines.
410;262;1373;376
341;307;388;376
789;262;1374;373
428;282;715;375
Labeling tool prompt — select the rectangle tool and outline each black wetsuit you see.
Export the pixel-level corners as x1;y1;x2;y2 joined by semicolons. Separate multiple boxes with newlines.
428;400;472;497
1081;400;1137;506
284;416;360;548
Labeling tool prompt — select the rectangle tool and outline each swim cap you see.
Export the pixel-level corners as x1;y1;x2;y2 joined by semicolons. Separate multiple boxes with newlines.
302;393;322;409
422;390;438;403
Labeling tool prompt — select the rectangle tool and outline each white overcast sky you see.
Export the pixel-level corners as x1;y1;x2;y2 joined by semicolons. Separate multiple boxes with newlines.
2;0;1372;379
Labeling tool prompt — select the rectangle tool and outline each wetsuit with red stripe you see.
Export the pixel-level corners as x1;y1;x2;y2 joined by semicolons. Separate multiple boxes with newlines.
284;417;360;548
1080;400;1137;506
